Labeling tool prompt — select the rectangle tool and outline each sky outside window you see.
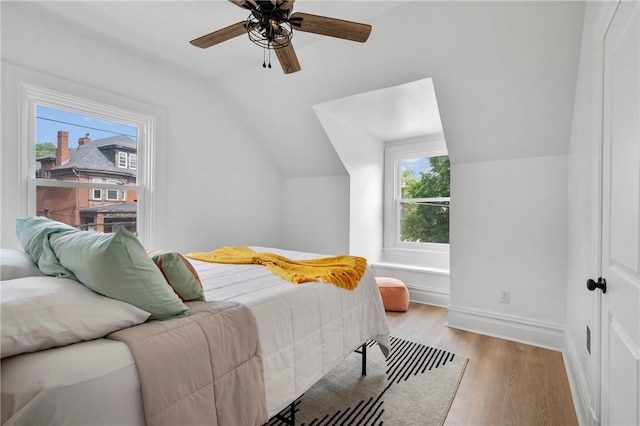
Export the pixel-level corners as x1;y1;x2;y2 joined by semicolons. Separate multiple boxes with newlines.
401;157;430;177
36;105;137;147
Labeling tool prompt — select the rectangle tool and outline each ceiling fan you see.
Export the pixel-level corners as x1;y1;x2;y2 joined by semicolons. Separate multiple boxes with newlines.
190;0;372;74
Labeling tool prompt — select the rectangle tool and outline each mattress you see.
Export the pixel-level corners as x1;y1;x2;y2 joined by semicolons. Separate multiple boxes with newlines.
1;246;390;424
1;339;145;426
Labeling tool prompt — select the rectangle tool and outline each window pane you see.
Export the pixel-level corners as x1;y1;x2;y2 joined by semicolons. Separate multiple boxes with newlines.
35;105;138;181
36;186;137;234
106;180;118;200
91;178;102;200
35;105;139;234
399;155;450;244
117;152;128;168
36;186;138;232
401;155;450;198
400;200;450;243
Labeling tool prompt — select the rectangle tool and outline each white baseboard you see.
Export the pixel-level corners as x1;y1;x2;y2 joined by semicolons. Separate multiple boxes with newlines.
447;305;565;351
563;330;598;426
406;284;449;307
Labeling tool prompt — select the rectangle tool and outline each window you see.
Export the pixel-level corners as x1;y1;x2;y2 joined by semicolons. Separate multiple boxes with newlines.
106;180;119;200
383;137;450;269
117;152;128;168
129;153;137;170
398;155;450;244
91;178;102;200
23;84;157;245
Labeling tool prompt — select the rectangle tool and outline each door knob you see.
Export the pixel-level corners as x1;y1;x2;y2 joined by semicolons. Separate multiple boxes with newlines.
586;277;607;293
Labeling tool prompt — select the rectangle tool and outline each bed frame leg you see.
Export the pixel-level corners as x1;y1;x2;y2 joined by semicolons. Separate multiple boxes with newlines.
354;342;367;376
362;343;367;376
275;344;367;425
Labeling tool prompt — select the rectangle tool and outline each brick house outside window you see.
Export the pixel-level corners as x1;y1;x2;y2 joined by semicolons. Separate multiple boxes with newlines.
36;130;138;233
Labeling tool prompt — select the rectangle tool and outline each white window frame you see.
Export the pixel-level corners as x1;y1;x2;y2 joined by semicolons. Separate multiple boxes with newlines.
105;179;119;200
91;178;103;200
129;153;137;170
21;84;157;246
383;136;450;269
117;152;128;168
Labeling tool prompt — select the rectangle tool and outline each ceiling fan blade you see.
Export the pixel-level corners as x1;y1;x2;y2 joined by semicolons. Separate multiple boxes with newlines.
289;12;372;42
277;0;295;11
228;0;258;10
274;40;301;74
190;21;248;49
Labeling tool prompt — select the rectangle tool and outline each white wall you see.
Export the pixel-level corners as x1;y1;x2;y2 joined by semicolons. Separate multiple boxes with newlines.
448;155;568;349
0;2;283;252
312;106;384;261
282;176;349;255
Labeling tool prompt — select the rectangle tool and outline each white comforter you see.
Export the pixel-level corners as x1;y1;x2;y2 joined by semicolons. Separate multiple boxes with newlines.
192;246;391;416
1;246;390;423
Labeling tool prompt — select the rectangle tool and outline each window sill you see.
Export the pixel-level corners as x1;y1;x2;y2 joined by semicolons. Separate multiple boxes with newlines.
381;246;449;271
370;261;449;276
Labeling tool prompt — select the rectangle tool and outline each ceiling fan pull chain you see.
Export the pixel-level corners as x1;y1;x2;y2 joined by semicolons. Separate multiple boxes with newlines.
262;48;272;69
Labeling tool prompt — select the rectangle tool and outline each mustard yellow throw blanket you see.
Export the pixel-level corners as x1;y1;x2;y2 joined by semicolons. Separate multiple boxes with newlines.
186;246;366;291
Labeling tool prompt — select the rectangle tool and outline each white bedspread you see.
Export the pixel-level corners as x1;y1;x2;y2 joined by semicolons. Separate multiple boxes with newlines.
1;246;390;423
191;246;391;416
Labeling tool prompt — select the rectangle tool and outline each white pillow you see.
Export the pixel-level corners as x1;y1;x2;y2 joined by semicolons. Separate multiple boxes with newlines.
1;276;150;358
0;249;44;280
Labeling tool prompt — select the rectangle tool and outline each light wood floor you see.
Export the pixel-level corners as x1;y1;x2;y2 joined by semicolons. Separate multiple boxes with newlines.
385;303;578;426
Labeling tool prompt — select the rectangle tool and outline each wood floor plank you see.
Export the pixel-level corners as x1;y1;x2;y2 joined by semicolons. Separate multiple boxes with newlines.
385;303;578;426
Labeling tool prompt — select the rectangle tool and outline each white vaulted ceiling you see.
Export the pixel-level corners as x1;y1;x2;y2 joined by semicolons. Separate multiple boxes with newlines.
25;1;407;83
3;1;586;177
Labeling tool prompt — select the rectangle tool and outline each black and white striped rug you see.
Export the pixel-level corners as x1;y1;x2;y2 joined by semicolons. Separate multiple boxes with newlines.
267;336;468;426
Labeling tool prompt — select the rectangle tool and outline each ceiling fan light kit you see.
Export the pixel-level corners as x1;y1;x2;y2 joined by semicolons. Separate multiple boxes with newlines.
190;0;372;74
247;14;293;49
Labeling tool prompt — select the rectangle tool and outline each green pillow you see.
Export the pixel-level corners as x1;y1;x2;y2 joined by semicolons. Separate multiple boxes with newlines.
15;217;76;278
49;228;188;320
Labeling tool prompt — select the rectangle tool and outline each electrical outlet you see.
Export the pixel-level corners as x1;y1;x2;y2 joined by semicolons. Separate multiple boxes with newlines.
499;289;510;304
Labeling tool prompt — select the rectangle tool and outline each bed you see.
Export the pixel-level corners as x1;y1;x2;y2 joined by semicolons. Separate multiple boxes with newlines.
1;244;391;425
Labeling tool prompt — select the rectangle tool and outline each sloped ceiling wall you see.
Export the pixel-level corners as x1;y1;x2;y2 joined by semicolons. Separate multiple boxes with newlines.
215;1;585;176
5;1;585;178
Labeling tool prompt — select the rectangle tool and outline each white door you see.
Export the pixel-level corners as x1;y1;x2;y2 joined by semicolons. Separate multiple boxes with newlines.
600;1;640;424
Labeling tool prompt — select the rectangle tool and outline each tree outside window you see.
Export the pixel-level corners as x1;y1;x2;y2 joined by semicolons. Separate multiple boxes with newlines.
399;155;450;244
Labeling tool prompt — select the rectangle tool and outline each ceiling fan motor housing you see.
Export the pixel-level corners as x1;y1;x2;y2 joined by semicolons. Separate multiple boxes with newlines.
247;2;293;49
